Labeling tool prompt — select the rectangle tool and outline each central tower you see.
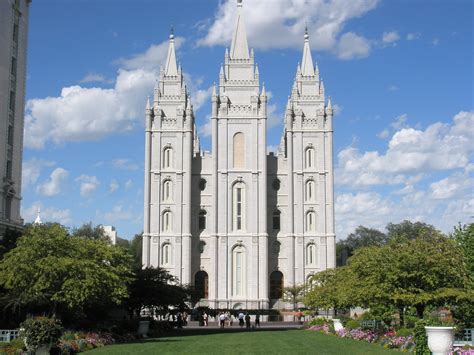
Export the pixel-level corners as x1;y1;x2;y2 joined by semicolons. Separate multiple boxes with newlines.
210;0;269;308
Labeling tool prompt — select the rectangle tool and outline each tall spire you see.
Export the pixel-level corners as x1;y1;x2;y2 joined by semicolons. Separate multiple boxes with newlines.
34;207;43;225
230;0;250;59
301;26;315;76
165;27;178;76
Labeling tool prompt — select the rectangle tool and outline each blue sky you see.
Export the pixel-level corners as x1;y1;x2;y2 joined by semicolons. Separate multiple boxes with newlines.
22;0;473;239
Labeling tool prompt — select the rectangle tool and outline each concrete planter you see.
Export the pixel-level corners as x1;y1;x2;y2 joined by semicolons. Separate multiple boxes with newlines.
137;320;150;338
425;326;455;355
332;319;344;332
35;343;52;355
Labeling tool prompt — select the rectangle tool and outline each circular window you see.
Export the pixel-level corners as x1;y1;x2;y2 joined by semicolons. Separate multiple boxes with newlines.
199;179;207;191
272;179;280;191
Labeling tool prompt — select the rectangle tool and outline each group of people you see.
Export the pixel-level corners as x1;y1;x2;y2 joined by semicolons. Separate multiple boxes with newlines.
215;311;260;329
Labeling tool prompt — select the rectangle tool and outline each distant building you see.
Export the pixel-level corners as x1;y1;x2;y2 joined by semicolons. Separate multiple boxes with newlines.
102;225;126;245
142;0;335;310
0;0;31;236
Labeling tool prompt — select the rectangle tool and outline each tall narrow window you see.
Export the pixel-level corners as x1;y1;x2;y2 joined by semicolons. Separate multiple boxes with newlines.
306;243;317;266
233;132;245;168
163;147;172;169
306;180;315;201
233;182;245;231
5;196;12;220
269;271;284;299
161;243;171;266
162;211;172;232
306;211;316;232
198;210;207;230
272;210;281;230
232;245;246;297
305;147;315;169
163;180;172;202
195;271;209;299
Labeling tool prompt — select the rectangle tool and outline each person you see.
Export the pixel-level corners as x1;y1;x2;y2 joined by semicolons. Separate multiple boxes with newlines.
255;313;260;328
177;312;183;329
203;312;208;326
182;311;188;326
245;313;251;329
238;311;245;328
219;312;226;328
228;312;233;327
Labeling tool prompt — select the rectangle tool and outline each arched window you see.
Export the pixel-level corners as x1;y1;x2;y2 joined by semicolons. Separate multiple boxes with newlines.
272;210;281;230
306;211;316;232
306;243;317;266
198;210;207;230
163;146;172;169
233;132;245;169
195;270;209;299
161;243;171;266
232;245;246;297
305;180;315;201
305;147;315;169
162;210;172;232
233;182;245;231
269;271;283;299
163;179;172;202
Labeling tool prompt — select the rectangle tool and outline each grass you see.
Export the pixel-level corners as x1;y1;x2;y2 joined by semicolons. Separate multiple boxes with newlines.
87;328;400;354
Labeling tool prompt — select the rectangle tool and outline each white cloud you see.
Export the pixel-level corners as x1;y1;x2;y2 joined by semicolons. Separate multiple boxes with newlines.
333;104;343;116
406;32;420;41
377;128;390;139
101;205;135;223
382;31;400;44
430;171;474;200
22;202;72;225
124;179;133;190
76;175;100;197
432;38;440;46
36;167;68;196
109;179;119;193
391;113;408;130
79;73;107;84
112;158;139;171
198;114;213;138
198;0;377;59
336;111;474;187
22;158;55;189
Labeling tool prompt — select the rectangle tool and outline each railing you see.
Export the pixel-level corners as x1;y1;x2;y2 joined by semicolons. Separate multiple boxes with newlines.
454;328;474;346
0;330;19;342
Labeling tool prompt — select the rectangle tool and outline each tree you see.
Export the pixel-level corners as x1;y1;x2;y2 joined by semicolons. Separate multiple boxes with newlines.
282;284;306;312
336;226;388;266
386;220;439;242
452;223;474;277
129;233;143;270
0;228;22;259
126;267;189;318
71;222;107;241
0;224;133;315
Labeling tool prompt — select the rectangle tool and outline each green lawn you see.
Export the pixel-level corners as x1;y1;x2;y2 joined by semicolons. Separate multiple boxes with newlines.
87;329;399;354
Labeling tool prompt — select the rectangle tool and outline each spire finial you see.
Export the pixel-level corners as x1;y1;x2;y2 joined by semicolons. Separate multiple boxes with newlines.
237;0;243;7
146;95;151;110
301;24;315;76
304;23;309;40
165;26;178;75
34;207;43;225
170;25;174;40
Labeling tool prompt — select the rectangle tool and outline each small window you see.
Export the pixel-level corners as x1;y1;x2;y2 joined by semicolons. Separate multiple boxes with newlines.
272;210;281;230
199;179;206;191
272;179;280;191
12;24;18;43
7;125;13;146
198;210;207;230
11;57;17;76
6;160;12;180
233;132;245;168
163;147;172;169
5;196;12;220
305;180;315;201
306;243;317;266
161;243;171;266
306;211;316;232
233;182;245;231
162;211;172;232
305;147;315;169
9;91;15;111
163;180;172;202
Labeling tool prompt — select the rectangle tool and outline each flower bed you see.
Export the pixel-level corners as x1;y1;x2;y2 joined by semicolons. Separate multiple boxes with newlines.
57;331;116;353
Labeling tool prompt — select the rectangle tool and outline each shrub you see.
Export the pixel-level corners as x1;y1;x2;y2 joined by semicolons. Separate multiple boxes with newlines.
396;327;413;337
0;337;25;354
309;318;328;327
345;320;360;329
413;319;430;355
20;316;63;351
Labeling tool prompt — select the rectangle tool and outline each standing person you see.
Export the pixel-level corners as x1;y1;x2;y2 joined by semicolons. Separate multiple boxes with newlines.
183;311;188;326
203;312;208;326
245;313;251;329
238;311;245;328
219;312;226;328
229;312;233;327
255;313;260;328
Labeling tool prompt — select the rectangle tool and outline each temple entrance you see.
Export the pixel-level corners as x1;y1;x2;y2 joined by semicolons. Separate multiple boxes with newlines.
195;270;209;299
269;271;283;299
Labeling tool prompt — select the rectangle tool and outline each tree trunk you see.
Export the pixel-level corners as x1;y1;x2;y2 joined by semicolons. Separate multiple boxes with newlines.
398;306;405;327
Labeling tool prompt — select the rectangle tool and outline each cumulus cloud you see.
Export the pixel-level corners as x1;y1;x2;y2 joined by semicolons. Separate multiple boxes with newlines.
22;158;55;189
22;202;72;225
336;111;474;187
109;179;119;193
112;158;139;171
101;204;135;223
430;171;474;200
36;167;68;196
76;175;100;197
79;73;107;84
198;0;378;59
406;32;420;41
382;31;400;44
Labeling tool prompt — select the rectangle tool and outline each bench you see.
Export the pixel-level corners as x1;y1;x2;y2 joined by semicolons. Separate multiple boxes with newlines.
0;330;19;342
359;320;383;330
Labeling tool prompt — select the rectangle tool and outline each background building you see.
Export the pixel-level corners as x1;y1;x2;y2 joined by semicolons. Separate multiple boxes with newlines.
0;0;31;236
143;0;335;310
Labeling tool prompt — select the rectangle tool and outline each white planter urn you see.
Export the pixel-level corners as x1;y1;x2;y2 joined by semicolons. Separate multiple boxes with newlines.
332;319;344;332
137;320;150;338
425;326;455;355
35;343;53;355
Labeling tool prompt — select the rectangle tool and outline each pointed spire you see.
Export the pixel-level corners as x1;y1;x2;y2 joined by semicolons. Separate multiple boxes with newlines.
261;83;266;97
327;96;332;111
212;82;217;97
255;64;259;76
220;64;224;76
34;207;43;225
230;0;250;59
146;96;151;110
301;26;315;76
165;27;178;76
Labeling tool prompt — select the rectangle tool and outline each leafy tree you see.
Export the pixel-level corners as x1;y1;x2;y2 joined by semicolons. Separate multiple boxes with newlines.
129;233;143;269
337;226;388;266
0;224;133;315
452;223;474;277
71;222;107;241
386;220;439;242
0;228;22;259
282;284;306;311
125;267;189;318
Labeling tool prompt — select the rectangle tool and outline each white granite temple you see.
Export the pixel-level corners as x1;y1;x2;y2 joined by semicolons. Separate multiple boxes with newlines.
142;0;335;310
